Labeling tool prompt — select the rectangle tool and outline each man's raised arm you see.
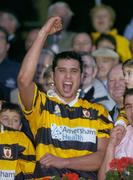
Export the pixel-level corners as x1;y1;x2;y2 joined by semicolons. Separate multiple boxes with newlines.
17;17;62;110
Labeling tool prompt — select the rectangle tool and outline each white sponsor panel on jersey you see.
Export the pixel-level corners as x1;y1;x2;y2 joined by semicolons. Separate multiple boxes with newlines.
0;170;15;180
51;123;96;143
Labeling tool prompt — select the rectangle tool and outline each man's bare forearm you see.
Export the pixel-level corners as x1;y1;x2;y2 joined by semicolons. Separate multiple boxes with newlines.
40;151;106;171
17;30;48;87
63;150;105;171
98;143;115;180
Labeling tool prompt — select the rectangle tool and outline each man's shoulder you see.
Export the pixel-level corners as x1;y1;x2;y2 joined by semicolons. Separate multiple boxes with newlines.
0;58;20;69
93;79;108;96
79;97;108;110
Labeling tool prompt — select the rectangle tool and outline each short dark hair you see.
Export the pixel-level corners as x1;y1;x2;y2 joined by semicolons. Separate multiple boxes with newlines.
0;102;23;120
124;88;133;103
123;59;133;69
0;26;9;42
52;51;83;73
95;34;116;50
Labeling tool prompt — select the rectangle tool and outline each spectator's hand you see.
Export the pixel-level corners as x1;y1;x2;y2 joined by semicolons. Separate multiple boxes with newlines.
39;16;62;37
40;153;68;169
109;125;126;147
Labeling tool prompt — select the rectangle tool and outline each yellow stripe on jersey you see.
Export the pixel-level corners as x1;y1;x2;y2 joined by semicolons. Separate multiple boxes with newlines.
116;108;129;125
36;143;93;160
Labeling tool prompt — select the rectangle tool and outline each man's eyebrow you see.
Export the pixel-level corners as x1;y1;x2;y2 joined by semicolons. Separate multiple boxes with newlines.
55;67;65;70
125;103;131;106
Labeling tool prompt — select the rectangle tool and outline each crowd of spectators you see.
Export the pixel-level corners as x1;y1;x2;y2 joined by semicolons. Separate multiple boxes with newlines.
0;2;133;179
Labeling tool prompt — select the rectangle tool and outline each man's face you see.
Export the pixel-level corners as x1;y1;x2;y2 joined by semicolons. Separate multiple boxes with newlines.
123;67;133;89
35;54;53;84
125;94;133;127
96;56;116;81
92;9;112;33
25;29;39;51
82;56;97;89
0;31;9;60
0;12;17;34
54;59;81;103
72;33;93;53
0;110;21;130
108;65;125;102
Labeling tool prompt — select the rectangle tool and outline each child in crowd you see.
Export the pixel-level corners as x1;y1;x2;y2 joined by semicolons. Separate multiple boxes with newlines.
0;102;22;130
123;59;133;89
0;102;35;179
95;33;117;51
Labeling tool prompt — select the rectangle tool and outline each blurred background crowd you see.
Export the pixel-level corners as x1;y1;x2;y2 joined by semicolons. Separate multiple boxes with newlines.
1;0;133;178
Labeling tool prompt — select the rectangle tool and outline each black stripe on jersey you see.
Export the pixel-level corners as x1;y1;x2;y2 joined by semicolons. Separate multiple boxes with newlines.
15;172;25;180
98;129;110;135
24;173;34;179
34;88;39;107
99;115;113;124
16;172;34;180
34;161;97;179
35;127;97;152
0;144;24;160
2;126;20;132
19;154;35;161
40;97;82;118
24;111;32;115
39;97;102;120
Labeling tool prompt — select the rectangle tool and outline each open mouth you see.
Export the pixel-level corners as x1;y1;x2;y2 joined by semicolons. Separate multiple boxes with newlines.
63;82;72;93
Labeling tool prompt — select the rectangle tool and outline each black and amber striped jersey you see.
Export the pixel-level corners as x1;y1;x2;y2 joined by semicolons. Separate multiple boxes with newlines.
115;108;129;127
0;125;35;180
20;84;113;179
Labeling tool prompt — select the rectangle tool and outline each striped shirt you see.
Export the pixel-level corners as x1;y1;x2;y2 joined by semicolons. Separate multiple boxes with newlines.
20;84;113;179
0;126;35;179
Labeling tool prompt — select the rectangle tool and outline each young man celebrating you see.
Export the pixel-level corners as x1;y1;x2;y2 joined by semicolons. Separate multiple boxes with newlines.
17;16;113;179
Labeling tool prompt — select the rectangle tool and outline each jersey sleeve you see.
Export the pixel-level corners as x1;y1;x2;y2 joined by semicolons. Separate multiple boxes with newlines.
19;83;47;137
97;104;114;138
17;133;36;179
115;108;128;127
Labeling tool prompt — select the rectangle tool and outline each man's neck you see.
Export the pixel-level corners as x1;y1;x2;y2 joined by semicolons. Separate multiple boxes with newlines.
48;89;80;106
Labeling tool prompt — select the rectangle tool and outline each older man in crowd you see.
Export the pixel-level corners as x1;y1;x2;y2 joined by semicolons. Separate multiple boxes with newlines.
80;53;115;111
107;64;126;123
92;47;119;89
